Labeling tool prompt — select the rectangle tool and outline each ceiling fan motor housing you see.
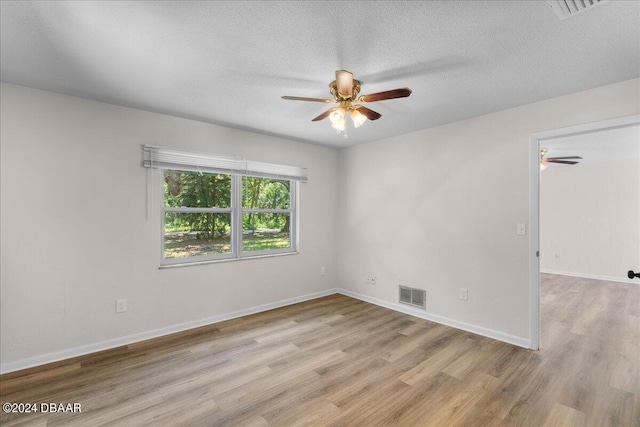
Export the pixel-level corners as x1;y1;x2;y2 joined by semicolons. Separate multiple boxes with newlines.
330;79;361;101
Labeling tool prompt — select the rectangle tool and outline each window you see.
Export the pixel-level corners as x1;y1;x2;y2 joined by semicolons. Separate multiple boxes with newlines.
143;146;306;266
242;176;294;253
163;170;233;261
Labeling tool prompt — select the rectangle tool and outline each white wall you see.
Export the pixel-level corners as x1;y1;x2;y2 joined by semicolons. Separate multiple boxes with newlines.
2;79;639;372
0;83;338;371
541;158;640;283
337;78;640;343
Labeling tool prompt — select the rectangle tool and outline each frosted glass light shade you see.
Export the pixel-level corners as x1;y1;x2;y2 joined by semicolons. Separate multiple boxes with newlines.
350;109;367;128
330;107;346;131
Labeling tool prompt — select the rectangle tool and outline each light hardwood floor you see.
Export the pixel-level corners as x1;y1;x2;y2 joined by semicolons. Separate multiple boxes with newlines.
1;274;638;426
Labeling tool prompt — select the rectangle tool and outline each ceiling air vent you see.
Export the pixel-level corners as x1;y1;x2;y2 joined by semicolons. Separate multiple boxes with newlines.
548;0;608;21
399;285;426;310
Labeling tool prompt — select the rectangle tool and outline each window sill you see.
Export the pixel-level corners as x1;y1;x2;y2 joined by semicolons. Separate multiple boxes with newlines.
159;251;299;269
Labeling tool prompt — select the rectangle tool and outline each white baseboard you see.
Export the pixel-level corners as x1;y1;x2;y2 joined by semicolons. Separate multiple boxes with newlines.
337;289;530;349
1;286;531;374
541;269;636;284
0;288;339;375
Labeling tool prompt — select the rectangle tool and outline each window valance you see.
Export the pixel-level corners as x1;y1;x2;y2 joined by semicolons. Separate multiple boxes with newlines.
142;145;308;182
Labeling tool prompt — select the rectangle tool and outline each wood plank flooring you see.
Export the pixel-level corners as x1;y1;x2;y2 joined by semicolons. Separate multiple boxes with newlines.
1;274;638;426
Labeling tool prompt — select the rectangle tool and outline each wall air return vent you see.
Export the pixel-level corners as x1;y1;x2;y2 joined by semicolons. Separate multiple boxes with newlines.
399;285;426;310
548;0;608;21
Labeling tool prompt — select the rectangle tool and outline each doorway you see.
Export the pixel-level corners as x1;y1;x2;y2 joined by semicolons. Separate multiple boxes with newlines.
528;115;640;350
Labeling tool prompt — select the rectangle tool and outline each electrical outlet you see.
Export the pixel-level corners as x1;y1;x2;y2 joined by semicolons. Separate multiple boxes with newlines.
116;299;127;313
555;253;560;259
459;288;468;301
320;266;326;276
370;276;376;285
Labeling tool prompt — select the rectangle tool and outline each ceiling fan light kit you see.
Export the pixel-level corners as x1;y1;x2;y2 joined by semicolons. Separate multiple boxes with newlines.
282;70;411;138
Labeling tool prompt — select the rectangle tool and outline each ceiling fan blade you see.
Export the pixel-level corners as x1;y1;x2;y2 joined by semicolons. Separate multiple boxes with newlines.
311;108;333;122
546;156;583;160
355;105;381;120
547;159;580;165
336;70;353;98
281;96;336;103
359;87;412;103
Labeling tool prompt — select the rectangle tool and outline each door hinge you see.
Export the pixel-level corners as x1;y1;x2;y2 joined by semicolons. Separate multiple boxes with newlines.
536;251;540;258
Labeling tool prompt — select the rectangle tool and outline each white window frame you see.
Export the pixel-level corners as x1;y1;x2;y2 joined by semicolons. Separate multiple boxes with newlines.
161;171;237;264
237;175;298;258
160;170;298;266
144;146;305;267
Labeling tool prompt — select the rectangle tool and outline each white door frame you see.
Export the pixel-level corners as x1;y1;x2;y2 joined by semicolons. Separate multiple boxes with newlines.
528;114;640;350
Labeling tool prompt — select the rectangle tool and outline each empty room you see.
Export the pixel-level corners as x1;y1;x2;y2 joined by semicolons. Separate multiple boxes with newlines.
1;1;639;426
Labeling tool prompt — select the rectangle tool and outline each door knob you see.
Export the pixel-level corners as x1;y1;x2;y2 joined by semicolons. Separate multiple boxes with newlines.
629;270;640;279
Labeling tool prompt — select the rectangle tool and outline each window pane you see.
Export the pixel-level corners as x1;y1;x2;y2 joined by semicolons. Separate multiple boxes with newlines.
164;170;231;208
242;177;290;209
242;213;290;252
164;212;231;259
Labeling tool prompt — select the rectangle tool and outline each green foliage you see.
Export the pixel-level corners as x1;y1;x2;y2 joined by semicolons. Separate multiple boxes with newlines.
163;171;292;245
242;177;290;209
242;177;290;231
164;231;290;259
164;170;231;238
242;231;290;251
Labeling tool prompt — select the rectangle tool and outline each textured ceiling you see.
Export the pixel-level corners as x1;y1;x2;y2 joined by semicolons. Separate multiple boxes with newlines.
1;1;639;148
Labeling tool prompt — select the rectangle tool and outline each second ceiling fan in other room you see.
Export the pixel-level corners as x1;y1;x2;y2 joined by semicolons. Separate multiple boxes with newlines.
282;70;412;137
540;147;582;170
